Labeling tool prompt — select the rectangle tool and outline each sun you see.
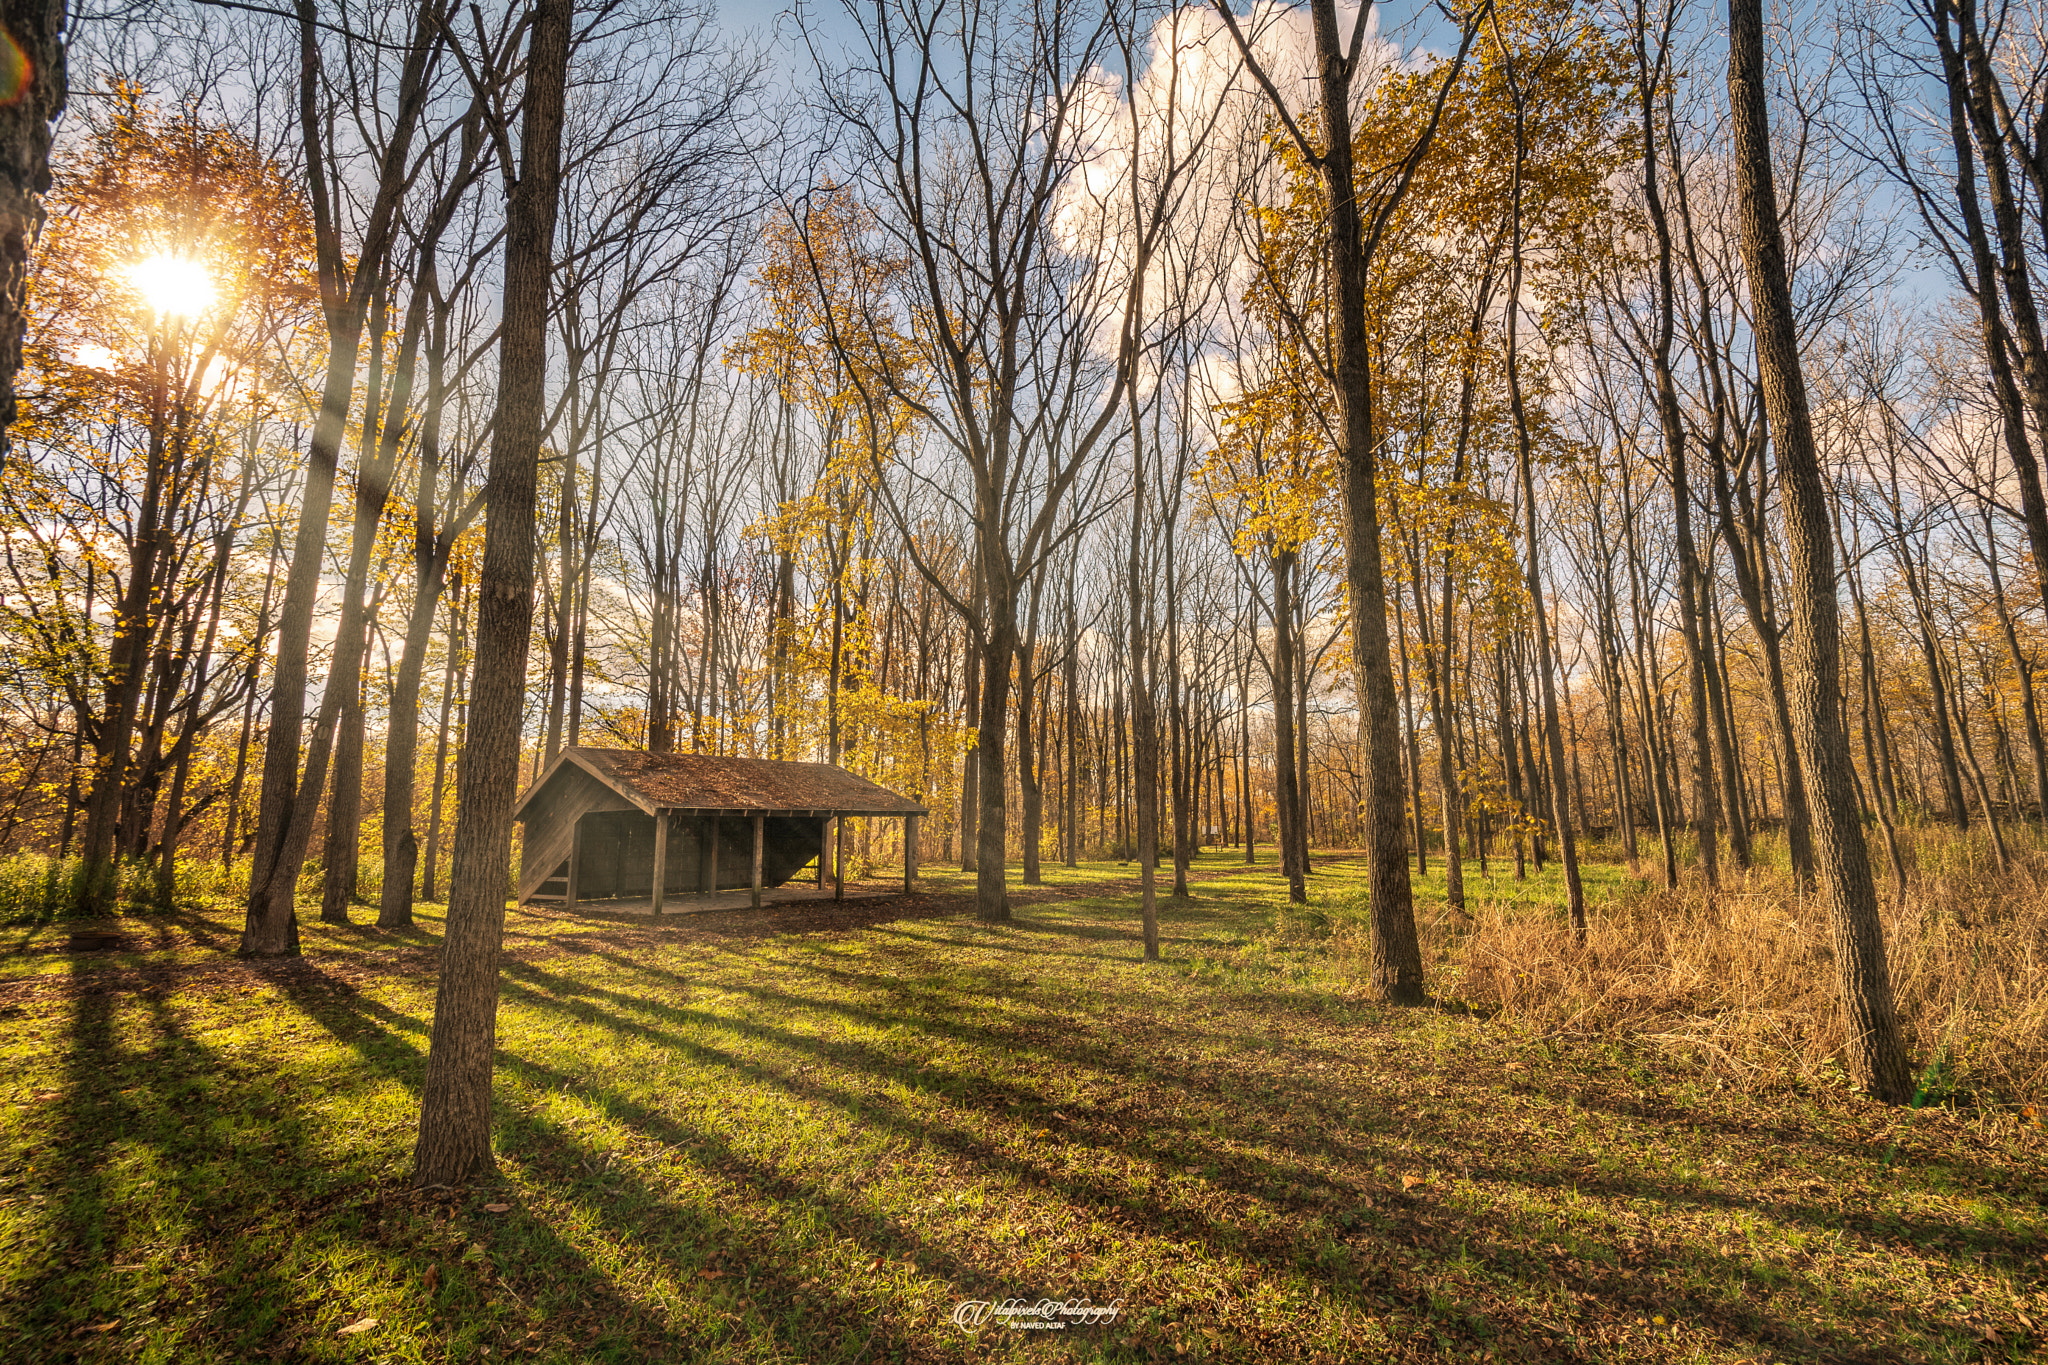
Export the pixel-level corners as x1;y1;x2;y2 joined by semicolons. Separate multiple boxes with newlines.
129;254;216;319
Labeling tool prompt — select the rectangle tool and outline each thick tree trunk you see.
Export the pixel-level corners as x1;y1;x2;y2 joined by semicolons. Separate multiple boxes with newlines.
381;546;450;927
1941;0;2048;621
959;582;981;872
973;625;1012;922
1729;0;1912;1104
1063;588;1080;868
1268;552;1307;903
0;0;62;436
412;0;571;1185
1294;619;1314;874
1222;0;1443;1001
421;579;464;905
319;682;364;923
1017;608;1042;885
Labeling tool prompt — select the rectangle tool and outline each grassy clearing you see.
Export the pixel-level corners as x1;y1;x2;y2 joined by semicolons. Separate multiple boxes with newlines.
0;850;2042;1363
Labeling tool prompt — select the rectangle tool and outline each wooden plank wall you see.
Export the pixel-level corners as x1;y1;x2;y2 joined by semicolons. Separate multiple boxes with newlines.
516;764;640;903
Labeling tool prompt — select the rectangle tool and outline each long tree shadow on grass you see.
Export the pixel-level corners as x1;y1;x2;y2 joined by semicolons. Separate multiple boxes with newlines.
499;938;2012;1362
0;958;378;1362
8;901;2005;1363
486;960;1641;1359
238;955;946;1362
231;959;817;1363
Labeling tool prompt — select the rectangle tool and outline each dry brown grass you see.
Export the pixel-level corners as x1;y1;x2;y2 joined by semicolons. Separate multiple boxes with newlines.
1438;826;2048;1104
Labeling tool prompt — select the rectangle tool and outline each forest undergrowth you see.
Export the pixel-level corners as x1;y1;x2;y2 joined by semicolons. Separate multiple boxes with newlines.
1355;828;2048;1108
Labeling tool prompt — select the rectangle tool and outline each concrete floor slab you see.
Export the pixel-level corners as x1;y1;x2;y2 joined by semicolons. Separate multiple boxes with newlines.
552;882;906;916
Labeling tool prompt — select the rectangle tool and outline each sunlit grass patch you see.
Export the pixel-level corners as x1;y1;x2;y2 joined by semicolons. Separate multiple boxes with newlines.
0;851;2040;1362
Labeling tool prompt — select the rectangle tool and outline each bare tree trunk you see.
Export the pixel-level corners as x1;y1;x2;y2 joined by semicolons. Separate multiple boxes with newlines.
1165;518;1191;899
959;575;980;872
381;298;456;928
1016;626;1042;886
1268;551;1307;903
1497;49;1585;934
319;673;364;923
1729;0;1912;1103
973;623;1013;922
1129;396;1159;957
421;576;464;906
1985;518;2048;836
1395;573;1426;877
1063;577;1080;868
413;0;571;1184
242;0;444;957
222;534;281;869
1294;606;1314;875
1212;0;1475;1003
1130;593;1159;958
1700;569;1754;868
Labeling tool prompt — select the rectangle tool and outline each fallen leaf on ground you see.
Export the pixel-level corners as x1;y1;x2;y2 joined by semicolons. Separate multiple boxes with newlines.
337;1317;377;1336
1400;1174;1422;1191
483;1203;511;1213
422;1263;440;1293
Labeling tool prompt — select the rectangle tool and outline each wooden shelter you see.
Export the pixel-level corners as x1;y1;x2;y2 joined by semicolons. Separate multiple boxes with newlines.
512;747;927;913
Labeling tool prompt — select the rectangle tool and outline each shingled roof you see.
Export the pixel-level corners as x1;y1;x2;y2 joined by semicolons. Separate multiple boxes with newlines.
513;746;927;819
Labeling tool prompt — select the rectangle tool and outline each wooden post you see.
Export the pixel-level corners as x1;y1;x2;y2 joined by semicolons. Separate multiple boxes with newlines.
650;808;667;916
751;812;764;909
817;817;829;889
835;813;847;902
566;817;581;912
701;814;719;895
904;813;918;894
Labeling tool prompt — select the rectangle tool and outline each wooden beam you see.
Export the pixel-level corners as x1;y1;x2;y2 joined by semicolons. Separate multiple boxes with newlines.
651;808;667;916
704;815;720;895
566;817;581;912
818;817;829;889
904;813;918;894
835;813;847;903
751;812;764;909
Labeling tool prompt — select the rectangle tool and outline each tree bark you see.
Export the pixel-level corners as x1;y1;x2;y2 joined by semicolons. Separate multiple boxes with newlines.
959;575;981;872
0;0;62;437
242;0;443;956
1729;0;1912;1103
1268;550;1307;904
412;0;571;1185
1498;46;1585;935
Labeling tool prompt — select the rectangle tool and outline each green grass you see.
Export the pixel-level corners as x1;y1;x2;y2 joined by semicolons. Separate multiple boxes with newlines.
0;850;2041;1362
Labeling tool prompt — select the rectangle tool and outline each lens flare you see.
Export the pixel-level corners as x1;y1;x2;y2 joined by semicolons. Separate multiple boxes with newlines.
0;35;30;108
129;255;215;320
